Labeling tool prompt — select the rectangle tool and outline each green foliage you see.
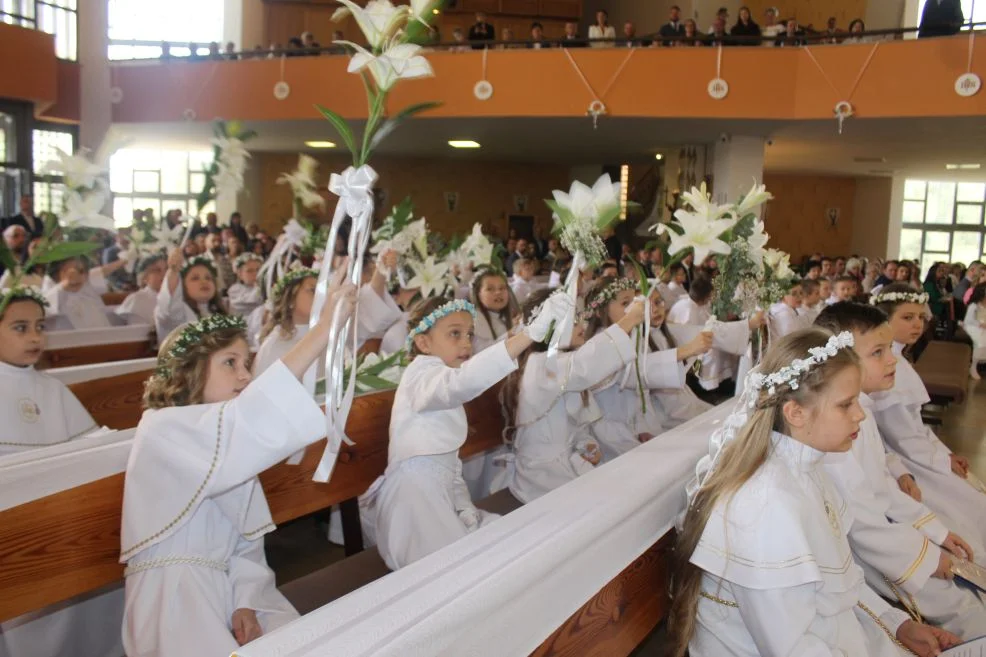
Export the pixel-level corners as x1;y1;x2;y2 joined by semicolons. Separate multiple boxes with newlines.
315;105;359;162
31;241;100;265
372;197;416;241
367;101;442;155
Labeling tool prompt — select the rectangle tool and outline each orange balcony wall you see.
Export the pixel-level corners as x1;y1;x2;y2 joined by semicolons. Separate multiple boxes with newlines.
110;36;986;124
0;23;57;110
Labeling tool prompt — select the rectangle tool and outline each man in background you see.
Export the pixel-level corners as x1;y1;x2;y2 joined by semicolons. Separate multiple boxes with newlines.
3;195;44;239
919;0;964;38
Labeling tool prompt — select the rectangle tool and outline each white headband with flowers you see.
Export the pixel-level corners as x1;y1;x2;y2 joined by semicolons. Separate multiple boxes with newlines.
747;331;855;400
869;290;929;306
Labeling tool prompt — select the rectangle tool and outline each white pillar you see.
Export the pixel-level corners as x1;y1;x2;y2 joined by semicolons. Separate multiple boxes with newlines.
887;175;907;258
710;135;765;207
78;0;110;153
224;0;244;48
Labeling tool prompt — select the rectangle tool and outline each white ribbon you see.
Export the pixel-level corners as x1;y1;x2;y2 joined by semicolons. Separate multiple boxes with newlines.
259;218;307;300
547;250;586;366
310;164;379;483
632;294;651;413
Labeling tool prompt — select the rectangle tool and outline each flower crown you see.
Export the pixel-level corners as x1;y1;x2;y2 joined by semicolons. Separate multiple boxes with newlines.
155;314;247;377
586;278;638;316
233;253;263;270
870;290;929;306
0;286;49;316
405;299;476;352
747;331;855;400
181;255;217;278
271;268;318;303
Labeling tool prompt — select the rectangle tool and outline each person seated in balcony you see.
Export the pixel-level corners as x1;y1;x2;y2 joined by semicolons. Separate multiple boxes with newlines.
919;0;964;38
730;6;761;45
775;19;807;47
707;17;732;46
208;41;222;60
659;5;685;46
562;21;588;48
468;11;495;49
588;9;616;48
451;28;469;53
622;21;650;47
761;7;785;44
823;16;842;43
222;42;238;60
676;19;701;47
706;6;729;34
498;27;518;49
528;22;551;49
301;31;320;54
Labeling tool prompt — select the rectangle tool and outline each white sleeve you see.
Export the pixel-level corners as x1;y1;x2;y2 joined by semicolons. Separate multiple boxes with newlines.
856;583;912;635
58;379;99;439
771;308;801;338
229;533;279;612
410;341;517;413
885;450;912;481
884;483;949;544
731;583;844;656
713;320;751;355
874;404;952;475
228;284;263;307
556;324;635;392
155;276;193;338
637;347;686;390
88;267;109;295
965;304;980;329
356;283;402;339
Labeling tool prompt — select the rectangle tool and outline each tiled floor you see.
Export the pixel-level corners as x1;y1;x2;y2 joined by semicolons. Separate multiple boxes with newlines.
265;378;986;656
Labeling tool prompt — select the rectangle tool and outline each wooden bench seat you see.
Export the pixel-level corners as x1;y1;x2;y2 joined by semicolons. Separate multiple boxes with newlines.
913;340;972;404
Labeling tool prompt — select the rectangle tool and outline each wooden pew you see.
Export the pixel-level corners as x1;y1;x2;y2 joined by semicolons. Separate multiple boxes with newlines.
38;325;156;370
0;386;676;656
914;340;972;405
101;292;129;306
68;369;155;430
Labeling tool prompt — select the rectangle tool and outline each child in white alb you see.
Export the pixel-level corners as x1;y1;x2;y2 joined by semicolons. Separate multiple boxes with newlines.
668;328;960;657
471;268;519;353
360;295;568;570
155;249;227;340
768;281;807;338
226;253;264;318
43;255;128;329
120;268;356;656
510;257;544;305
253;269;318;377
117;255;167;326
964;284;986;378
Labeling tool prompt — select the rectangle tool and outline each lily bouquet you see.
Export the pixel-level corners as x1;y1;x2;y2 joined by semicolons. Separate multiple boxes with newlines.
316;349;407;397
195;120;257;214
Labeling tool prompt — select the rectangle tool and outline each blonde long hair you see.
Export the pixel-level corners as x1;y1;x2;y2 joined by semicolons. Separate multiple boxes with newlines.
258;274;315;343
666;328;860;656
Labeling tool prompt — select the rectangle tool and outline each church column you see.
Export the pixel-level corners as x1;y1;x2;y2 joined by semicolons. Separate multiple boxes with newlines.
78;0;110;153
710;135;765;209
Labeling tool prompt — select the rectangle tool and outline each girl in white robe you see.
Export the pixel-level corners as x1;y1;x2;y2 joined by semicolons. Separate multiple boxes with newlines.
815;300;986;639
470;269;519;353
768;281;806;339
155;251;226;342
963;284;986;377
359;295;568;570
253;269;317;377
668;328;961;657
120;269;356;657
501;289;644;503
871;285;986;554
0;288;122;657
117;255;166;326
226;254;264;318
667;277;762;392
43;256;127;329
582;278;712;461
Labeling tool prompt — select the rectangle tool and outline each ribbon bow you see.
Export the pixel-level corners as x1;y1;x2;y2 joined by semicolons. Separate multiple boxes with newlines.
259;218;308;301
310;164;378;483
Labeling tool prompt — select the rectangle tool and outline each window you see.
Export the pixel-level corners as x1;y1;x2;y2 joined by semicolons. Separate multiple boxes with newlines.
31;126;73;214
107;0;224;60
900;178;986;277
1;1;77;60
109;148;216;228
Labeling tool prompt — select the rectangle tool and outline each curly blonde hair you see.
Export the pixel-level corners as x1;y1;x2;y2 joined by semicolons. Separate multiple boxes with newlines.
143;325;247;408
258;274;316;343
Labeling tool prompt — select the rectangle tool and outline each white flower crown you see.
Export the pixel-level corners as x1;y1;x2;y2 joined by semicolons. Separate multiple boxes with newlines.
405;298;476;352
233;253;263;270
747;331;855;400
869;290;929;306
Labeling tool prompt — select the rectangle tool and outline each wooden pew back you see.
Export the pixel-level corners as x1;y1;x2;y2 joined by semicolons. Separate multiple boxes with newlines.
0;385;505;622
37;340;156;369
68;369;154;430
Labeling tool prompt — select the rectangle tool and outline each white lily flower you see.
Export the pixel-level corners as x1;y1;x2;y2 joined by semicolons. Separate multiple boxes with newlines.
409;0;437;24
446;247;473;277
461;222;494;266
44;148;104;190
407;255;449;298
277;155;326;211
747;219;769;268
764;248;794;279
404;217;429;258
551;174;622;226
332;0;409;50
461;223;486;253
211;136;250;198
340;40;433;91
655;209;737;266
735;180;773;217
63;190;114;230
679;182;732;221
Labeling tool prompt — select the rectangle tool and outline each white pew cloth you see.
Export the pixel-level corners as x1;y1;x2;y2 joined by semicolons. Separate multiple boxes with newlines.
235;402;734;657
44;324;152;349
44;358;157;386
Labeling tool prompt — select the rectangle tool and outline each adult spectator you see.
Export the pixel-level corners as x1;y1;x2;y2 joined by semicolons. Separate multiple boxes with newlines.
919;0;964;38
498;27;517;49
659;5;685;46
229;211;249;246
223;42;238;60
622;21;650;47
923;261;953;320
874;259;898;287
505;238;529;275
451;28;469;52
301;31;320;53
680;19;700;46
0;225;28;278
708;17;731;46
834;256;846;276
761;7;785;43
803;260;822;280
731;6;761;45
208;41;222;60
528;22;551;49
102;229;136;290
953;260;983;301
562;22;588;47
3;194;44;239
775;19;807;47
820;256;834;279
823;17;841;43
588;9;616;48
707;7;729;34
467;12;495;49
843;19;871;44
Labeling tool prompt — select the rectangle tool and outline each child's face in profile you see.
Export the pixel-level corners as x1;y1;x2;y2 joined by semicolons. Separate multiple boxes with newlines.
783;286;803;309
413;311;474;368
184;265;217;304
479;275;510;312
0;300;45;367
819;280;832;299
291;277;317;324
834;281;853;301
853;324;897;393
793;365;864;454
649;290;667;326
202;337;252;403
889;303;926;346
238;261;261;287
606;289;636;325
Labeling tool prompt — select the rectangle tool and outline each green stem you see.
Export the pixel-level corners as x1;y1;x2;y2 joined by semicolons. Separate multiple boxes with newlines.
359;88;388;167
635;329;647;414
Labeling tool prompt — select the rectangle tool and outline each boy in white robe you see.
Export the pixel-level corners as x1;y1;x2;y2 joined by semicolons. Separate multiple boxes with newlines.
816;302;986;638
121;269;356;657
0;287;123;657
671;328;960;657
797;278;822;324
226;253;264;318
360;295;570;570
509;257;544;305
44;255;128;329
767;281;806;338
870;284;986;551
117;255;166;326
